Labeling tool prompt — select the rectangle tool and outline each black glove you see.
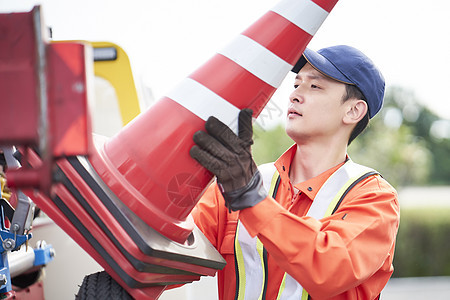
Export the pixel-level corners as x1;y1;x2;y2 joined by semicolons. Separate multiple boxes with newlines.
190;109;267;211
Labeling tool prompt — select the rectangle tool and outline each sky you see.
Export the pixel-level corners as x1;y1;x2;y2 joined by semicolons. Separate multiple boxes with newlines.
2;0;450;124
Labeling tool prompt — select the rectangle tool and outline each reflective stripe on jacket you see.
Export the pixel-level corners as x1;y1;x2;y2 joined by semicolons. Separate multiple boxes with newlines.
234;160;377;300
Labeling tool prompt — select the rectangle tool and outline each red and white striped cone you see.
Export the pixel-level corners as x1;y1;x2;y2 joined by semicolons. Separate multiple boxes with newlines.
91;0;339;244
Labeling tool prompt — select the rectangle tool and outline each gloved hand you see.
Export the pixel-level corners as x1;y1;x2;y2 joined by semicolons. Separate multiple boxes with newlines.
190;109;267;211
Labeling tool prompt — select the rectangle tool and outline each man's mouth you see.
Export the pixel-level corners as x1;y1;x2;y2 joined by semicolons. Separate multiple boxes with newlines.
288;108;302;117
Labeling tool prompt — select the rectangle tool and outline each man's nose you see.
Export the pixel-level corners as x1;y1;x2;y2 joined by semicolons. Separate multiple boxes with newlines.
289;87;304;103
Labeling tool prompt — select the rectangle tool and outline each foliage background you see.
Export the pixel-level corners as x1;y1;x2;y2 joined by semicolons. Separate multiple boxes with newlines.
393;208;450;277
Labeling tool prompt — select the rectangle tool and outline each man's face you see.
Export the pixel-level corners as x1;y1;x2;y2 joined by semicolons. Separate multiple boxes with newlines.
285;63;348;144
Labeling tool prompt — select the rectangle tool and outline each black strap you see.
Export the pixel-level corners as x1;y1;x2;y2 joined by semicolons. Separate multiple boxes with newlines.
272;175;281;199
331;171;378;214
261;247;269;299
234;249;240;300
260;175;281;299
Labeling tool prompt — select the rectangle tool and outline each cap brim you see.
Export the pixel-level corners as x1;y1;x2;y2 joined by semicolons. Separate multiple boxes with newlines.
292;48;353;85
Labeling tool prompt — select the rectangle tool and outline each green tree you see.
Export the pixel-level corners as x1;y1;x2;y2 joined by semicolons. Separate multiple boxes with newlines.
348;122;431;187
368;86;450;185
252;123;293;166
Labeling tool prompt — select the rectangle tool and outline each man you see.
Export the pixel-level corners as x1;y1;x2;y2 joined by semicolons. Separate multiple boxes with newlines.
190;45;400;300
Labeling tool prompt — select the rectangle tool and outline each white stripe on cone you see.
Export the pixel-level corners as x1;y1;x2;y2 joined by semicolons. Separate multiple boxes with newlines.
271;0;329;35
166;78;241;134
218;34;293;88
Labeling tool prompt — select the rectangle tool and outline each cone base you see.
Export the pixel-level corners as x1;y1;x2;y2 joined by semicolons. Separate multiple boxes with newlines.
64;155;225;273
41;155;226;286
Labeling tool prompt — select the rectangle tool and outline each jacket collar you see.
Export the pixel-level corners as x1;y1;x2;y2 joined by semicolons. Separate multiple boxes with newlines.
274;145;346;201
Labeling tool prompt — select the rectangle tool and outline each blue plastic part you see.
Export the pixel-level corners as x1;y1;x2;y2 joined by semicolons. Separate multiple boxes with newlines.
0;229;32;253
33;244;55;267
0;204;33;295
0;252;11;294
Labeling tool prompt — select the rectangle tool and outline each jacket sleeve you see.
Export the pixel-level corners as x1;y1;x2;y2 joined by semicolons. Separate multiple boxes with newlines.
191;184;221;248
239;175;400;299
191;182;238;250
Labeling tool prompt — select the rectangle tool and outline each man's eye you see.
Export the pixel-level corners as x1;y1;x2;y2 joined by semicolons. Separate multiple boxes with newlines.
294;84;299;89
311;84;320;89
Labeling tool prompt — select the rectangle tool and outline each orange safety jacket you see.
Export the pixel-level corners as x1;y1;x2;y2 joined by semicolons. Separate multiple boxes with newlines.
192;145;400;300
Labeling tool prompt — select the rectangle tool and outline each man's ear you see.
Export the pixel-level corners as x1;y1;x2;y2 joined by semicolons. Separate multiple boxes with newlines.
343;99;368;125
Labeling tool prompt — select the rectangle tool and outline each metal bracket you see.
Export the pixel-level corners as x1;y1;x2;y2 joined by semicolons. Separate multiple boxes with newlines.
10;190;35;236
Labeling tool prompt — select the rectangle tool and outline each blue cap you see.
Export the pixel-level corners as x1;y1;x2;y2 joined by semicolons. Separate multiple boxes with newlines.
292;45;385;118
